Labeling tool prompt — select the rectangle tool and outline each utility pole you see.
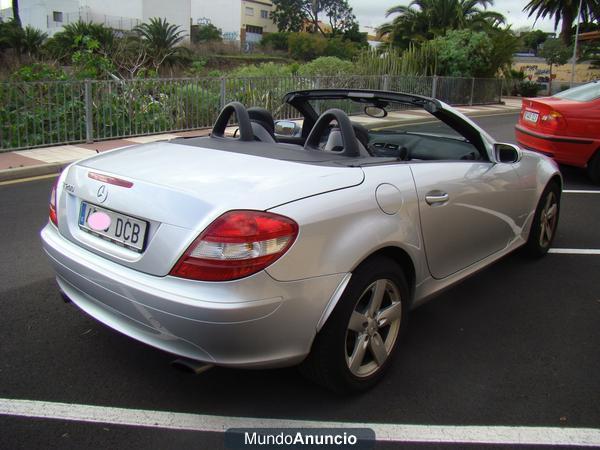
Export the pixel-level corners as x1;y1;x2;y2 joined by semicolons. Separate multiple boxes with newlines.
570;0;583;87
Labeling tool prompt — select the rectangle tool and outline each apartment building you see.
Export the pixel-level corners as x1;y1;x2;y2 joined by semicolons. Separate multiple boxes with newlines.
192;0;276;45
0;0;191;39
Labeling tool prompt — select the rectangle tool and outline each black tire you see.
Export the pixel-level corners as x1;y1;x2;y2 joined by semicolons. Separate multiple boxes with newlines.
586;151;600;184
300;256;409;394
523;181;561;258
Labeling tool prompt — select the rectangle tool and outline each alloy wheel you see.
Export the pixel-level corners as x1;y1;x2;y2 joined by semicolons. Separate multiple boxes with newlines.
345;279;402;378
539;191;558;248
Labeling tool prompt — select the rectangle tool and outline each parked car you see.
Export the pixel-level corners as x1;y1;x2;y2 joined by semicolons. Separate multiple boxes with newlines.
515;81;600;183
41;89;562;393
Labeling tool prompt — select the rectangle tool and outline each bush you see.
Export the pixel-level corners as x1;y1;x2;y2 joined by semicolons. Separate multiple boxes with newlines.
432;29;493;77
519;81;539;97
288;33;327;61
228;62;293;78
11;63;67;81
191;24;222;43
297;56;354;77
324;37;360;60
260;32;290;51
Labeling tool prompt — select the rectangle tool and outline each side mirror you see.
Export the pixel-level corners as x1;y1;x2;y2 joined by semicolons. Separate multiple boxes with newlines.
274;120;300;137
494;143;522;164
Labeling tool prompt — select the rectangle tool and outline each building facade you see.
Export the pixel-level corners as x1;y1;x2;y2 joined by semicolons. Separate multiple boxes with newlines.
192;0;276;46
0;0;191;39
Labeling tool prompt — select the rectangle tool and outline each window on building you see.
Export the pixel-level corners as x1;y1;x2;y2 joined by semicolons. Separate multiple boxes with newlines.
245;7;254;16
260;10;269;19
53;11;63;22
246;25;263;34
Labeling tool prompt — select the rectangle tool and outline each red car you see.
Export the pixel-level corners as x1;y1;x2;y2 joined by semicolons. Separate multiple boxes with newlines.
515;81;600;183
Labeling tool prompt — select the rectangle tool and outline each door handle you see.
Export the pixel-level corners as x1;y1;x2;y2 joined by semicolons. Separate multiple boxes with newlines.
425;191;449;205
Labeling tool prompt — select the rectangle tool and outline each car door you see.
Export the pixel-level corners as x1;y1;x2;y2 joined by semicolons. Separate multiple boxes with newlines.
409;106;527;280
410;160;524;279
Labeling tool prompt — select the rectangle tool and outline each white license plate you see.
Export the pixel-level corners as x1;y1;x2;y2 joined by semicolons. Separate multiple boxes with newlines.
79;202;147;252
524;111;539;123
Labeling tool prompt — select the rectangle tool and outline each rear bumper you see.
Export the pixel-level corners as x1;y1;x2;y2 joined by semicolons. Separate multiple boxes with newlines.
41;223;346;368
515;124;597;168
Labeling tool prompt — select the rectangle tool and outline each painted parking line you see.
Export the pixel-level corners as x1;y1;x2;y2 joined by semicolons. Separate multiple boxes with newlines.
549;248;600;255
1;398;599;447
563;190;600;194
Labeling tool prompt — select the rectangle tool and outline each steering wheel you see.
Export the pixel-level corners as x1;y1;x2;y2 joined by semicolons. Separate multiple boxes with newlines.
211;102;254;141
304;109;360;157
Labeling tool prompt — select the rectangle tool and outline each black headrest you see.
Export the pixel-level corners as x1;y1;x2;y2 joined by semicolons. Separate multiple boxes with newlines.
247;107;275;137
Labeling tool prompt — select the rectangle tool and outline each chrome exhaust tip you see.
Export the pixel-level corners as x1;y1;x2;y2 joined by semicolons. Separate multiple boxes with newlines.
171;358;214;375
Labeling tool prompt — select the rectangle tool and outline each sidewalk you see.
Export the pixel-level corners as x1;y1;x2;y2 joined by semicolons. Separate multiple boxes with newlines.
0;98;522;182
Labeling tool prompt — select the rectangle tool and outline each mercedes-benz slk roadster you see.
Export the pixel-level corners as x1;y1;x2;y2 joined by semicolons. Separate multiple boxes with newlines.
41;89;562;393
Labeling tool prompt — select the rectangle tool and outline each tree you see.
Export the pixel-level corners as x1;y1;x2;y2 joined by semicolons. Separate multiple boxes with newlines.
539;38;572;93
134;17;187;71
322;0;356;36
271;0;357;35
378;0;506;48
523;0;600;46
45;21;115;62
432;29;494;77
20;26;48;58
521;29;549;54
270;0;305;32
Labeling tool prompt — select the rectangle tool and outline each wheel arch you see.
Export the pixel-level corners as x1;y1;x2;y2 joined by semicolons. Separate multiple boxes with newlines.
317;245;416;332
357;247;416;303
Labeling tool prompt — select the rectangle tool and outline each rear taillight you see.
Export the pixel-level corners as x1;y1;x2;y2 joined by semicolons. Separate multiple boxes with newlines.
170;210;299;281
540;110;566;131
49;179;58;226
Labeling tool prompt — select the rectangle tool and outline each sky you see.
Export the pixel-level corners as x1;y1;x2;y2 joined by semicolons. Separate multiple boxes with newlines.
350;0;557;33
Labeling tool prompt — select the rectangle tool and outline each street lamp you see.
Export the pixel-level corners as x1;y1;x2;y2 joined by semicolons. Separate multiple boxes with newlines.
570;0;584;87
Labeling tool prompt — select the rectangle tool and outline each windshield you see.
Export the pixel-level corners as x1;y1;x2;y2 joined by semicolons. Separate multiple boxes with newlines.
554;82;600;101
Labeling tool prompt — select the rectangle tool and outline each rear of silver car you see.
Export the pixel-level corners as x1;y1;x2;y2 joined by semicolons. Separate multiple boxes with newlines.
41;143;361;368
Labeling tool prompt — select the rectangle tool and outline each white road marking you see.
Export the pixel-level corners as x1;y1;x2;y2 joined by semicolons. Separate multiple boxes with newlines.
563;190;600;194
549;248;600;255
0;398;599;447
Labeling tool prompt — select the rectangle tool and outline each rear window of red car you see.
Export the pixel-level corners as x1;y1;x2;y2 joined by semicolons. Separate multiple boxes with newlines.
554;82;600;102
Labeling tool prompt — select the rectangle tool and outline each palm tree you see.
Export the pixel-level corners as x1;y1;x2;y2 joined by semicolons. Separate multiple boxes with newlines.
524;0;600;46
378;0;505;47
134;17;187;71
20;26;48;58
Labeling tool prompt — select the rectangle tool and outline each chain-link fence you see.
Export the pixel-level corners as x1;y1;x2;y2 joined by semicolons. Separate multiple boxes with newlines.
0;75;502;152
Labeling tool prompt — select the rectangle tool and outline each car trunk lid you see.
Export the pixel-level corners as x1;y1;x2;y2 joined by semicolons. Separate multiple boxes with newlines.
57;141;364;276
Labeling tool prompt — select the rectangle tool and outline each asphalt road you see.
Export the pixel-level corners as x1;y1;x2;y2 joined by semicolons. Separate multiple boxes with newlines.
0;113;599;449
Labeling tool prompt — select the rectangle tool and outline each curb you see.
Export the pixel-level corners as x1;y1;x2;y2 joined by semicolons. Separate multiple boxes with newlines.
0;106;522;184
0;162;71;183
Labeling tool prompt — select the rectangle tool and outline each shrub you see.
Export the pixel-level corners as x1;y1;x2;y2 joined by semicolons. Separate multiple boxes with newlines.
297;56;354;77
519;81;539;97
10;63;67;81
260;32;290;51
432;29;493;77
228;62;293;78
44;21;114;61
324;37;359;60
288;33;327;61
191;24;222;43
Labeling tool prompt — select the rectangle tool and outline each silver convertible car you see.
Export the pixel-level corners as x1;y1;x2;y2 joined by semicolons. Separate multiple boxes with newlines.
41;89;562;393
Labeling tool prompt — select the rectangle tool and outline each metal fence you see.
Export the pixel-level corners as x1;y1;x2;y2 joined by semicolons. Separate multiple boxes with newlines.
0;75;502;152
